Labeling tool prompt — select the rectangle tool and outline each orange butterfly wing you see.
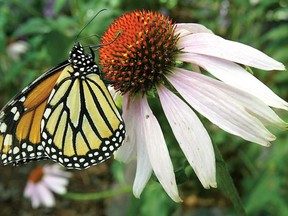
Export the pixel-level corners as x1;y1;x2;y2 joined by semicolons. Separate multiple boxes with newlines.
0;62;68;165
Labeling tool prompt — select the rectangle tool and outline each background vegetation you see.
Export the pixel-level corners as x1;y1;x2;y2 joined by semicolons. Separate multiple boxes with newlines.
0;0;287;215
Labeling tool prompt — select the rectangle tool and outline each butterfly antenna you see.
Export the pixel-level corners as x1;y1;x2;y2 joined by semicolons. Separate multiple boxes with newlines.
75;8;107;43
89;31;122;50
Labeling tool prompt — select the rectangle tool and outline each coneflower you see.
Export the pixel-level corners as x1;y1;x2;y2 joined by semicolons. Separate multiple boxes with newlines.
99;10;287;202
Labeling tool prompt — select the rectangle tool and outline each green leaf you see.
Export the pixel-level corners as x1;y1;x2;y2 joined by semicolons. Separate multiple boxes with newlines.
13;18;51;36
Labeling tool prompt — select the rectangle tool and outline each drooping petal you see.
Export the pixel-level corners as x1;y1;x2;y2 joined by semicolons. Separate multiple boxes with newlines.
35;183;55;208
133;144;152;198
24;182;41;208
178;53;288;110
138;96;182;202
175;23;213;37
178;33;285;70
158;85;216;188
30;189;41;208
43;164;72;178
118;96;152;197
24;182;34;197
168;68;277;146
175;67;287;129
132;98;153;198
43;175;69;194
115;94;137;163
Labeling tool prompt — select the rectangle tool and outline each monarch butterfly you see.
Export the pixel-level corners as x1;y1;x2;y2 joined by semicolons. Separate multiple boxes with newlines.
0;42;125;169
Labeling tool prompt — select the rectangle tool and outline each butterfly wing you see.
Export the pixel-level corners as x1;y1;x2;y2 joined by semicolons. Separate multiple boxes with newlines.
41;63;125;169
1;43;125;169
0;61;69;165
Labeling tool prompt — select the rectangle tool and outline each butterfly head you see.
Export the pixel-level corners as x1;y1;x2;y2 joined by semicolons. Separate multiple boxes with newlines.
69;42;99;75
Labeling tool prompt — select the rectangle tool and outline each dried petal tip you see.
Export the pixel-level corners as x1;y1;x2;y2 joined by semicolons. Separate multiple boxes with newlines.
100;10;180;95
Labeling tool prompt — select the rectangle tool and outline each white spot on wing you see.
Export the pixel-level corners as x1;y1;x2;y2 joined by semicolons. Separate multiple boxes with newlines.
45;147;50;154
13;147;20;154
0;123;7;133
19;96;26;102
13;111;20;121
116;131;120;137
42;132;47;139
59;157;63;163
43;108;52;119
27;145;33;152
11;107;17;114
47;89;56;103
40;120;45;132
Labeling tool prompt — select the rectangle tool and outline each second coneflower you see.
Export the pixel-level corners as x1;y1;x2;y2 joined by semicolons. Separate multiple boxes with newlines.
99;10;287;202
24;164;71;208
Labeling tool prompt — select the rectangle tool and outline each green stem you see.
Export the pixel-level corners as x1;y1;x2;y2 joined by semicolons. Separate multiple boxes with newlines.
63;185;132;201
213;142;247;216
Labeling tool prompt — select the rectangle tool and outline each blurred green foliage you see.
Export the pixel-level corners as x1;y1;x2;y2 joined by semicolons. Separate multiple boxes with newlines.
0;0;287;215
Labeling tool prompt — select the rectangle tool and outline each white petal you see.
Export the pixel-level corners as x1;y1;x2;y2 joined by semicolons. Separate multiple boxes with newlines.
175;67;287;129
178;33;285;70
36;183;55;208
133;150;152;198
178;53;288;110
108;85;119;100
43;176;69;194
43;164;72;178
158;85;216;188
175;23;213;37
139;96;182;202
168;69;276;146
115;95;137;162
24;182;34;198
24;182;41;208
132;98;153;197
31;194;41;208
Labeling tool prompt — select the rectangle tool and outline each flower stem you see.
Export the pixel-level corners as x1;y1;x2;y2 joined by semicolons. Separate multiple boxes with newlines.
213;142;247;216
63;185;132;201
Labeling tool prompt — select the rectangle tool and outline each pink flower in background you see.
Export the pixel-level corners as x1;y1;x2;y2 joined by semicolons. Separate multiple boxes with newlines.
24;164;71;208
7;40;29;60
99;10;287;201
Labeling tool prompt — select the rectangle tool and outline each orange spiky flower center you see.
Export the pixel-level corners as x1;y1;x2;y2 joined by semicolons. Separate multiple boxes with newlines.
28;167;44;183
99;10;180;95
